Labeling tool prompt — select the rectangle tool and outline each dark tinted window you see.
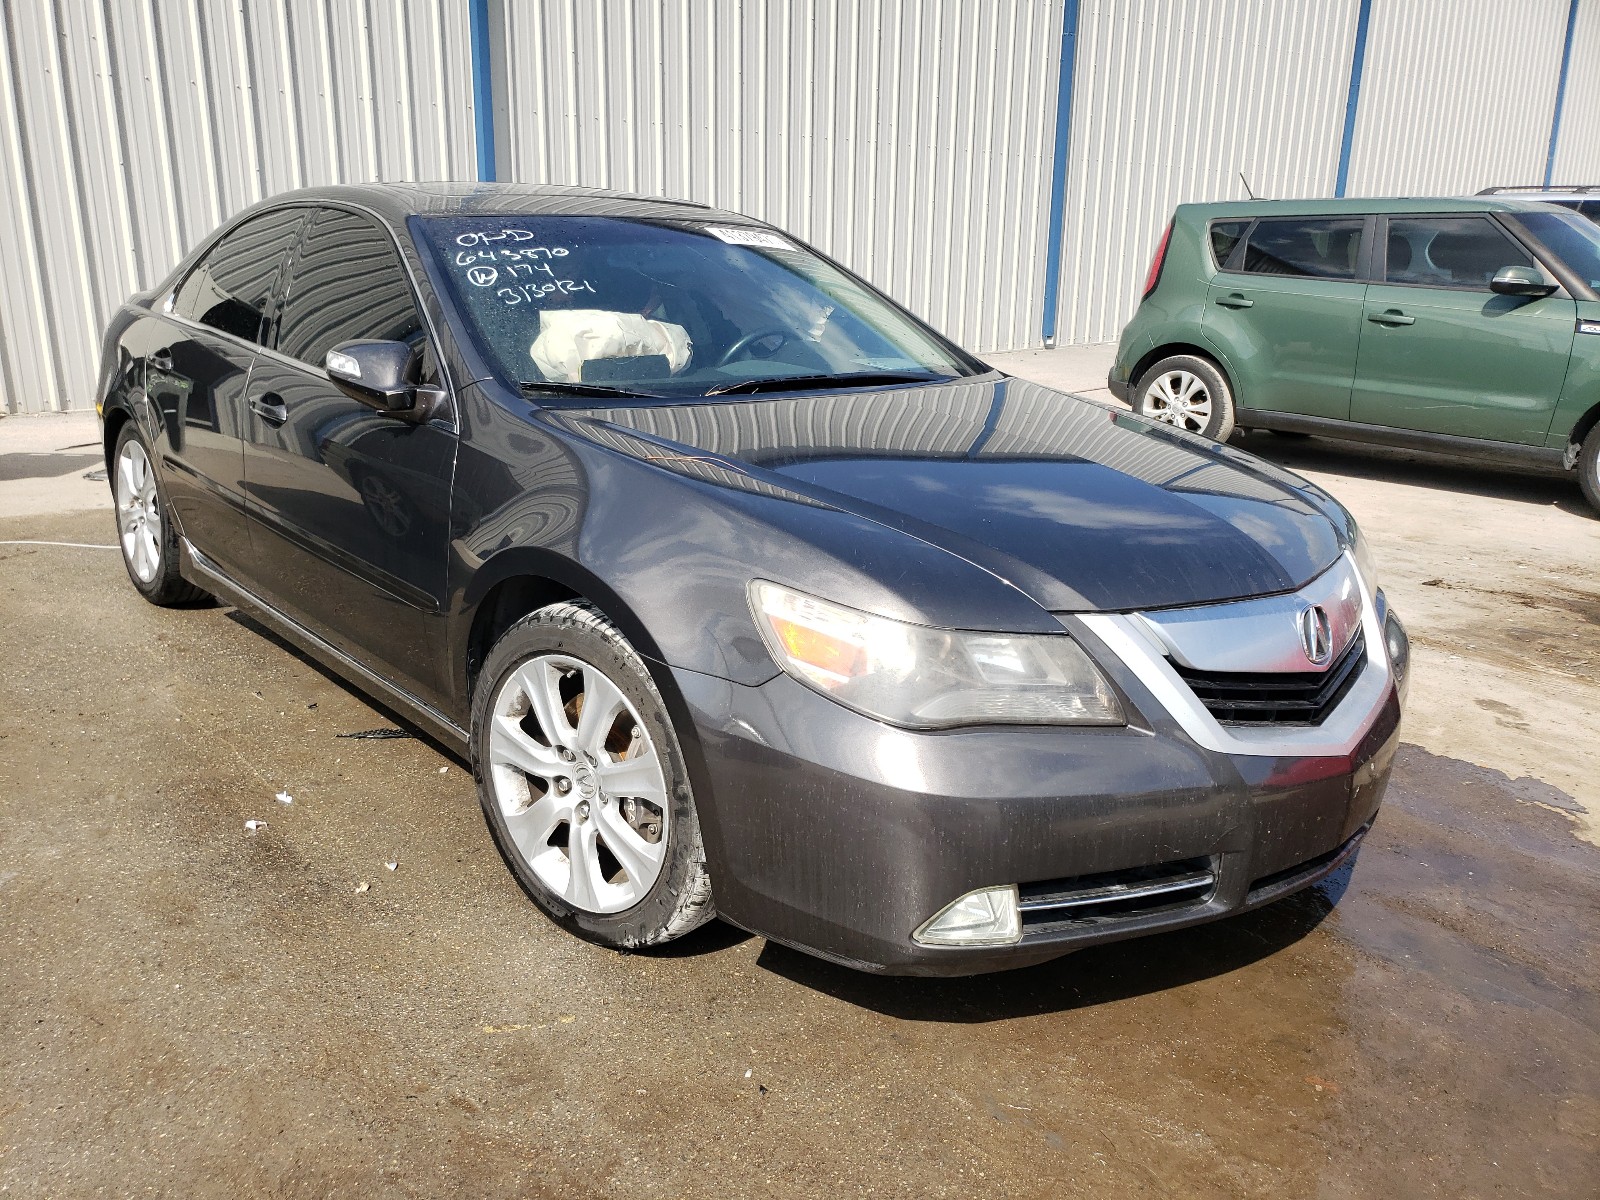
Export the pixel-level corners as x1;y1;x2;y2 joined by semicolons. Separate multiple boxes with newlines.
1510;210;1600;289
1241;217;1364;279
1209;220;1249;268
173;209;305;343
276;208;425;374
1384;216;1534;289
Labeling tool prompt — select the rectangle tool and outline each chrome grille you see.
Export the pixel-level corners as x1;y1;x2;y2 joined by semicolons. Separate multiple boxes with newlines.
1019;857;1215;934
1171;630;1367;726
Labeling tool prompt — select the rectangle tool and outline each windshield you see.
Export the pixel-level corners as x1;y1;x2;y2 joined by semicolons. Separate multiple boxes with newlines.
419;215;981;398
1512;209;1600;291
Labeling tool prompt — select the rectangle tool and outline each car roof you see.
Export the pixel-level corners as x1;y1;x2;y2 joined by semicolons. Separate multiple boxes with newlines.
239;182;764;228
1174;196;1584;219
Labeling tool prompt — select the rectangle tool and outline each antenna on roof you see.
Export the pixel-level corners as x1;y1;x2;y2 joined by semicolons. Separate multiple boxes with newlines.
1239;172;1260;200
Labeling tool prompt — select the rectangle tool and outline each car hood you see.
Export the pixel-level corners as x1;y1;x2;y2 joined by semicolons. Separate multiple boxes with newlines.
560;377;1346;612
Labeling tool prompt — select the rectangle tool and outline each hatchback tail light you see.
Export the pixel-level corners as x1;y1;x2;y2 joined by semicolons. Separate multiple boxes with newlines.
1141;221;1173;299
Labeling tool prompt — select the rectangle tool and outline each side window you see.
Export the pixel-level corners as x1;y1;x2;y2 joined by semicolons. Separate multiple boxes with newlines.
172;209;305;343
1384;216;1534;290
276;208;430;379
1240;217;1364;279
1209;220;1250;269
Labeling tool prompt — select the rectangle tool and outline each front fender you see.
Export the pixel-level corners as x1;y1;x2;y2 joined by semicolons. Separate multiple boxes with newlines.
1548;300;1600;448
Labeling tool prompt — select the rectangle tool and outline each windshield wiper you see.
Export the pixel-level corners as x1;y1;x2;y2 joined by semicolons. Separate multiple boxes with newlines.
519;380;661;399
703;371;946;397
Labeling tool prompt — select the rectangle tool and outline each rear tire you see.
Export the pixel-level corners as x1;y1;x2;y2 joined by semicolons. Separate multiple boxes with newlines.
1579;424;1600;516
1133;354;1236;442
471;601;715;950
111;422;209;607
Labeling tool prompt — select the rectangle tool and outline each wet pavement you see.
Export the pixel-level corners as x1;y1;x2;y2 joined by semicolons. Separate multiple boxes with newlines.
2;479;1599;1196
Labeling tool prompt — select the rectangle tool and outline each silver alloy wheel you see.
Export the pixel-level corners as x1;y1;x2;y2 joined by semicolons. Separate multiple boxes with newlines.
487;653;670;914
115;439;162;583
1144;369;1213;432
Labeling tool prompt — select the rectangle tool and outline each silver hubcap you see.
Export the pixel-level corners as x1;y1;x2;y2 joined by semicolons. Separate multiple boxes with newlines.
1144;370;1213;432
488;654;669;914
115;440;161;583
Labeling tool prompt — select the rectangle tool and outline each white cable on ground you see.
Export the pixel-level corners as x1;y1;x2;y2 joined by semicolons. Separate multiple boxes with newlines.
0;540;118;550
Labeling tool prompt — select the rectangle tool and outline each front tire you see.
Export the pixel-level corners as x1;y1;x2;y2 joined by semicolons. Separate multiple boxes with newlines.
111;422;208;607
1579;423;1600;516
471;601;715;950
1133;354;1236;442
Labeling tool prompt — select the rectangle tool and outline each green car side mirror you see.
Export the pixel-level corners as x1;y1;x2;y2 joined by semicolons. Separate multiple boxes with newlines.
1490;265;1557;297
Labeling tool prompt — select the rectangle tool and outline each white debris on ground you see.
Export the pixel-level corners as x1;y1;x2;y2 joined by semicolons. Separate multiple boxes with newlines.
355;881;370;894
275;790;293;805
244;820;266;833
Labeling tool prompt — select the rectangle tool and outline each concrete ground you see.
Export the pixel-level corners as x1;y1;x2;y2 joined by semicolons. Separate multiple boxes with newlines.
2;359;1597;1197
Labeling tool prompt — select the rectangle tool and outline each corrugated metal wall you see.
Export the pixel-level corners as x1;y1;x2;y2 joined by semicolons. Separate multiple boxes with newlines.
1553;0;1600;182
1051;0;1361;346
1343;0;1570;196
0;0;476;414
2;0;1593;414
491;0;1064;355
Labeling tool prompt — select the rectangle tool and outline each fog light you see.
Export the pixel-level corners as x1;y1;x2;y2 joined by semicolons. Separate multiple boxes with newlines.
1384;608;1410;702
913;884;1021;947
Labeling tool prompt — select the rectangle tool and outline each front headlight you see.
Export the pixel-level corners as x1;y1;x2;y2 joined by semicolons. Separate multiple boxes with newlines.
748;581;1125;729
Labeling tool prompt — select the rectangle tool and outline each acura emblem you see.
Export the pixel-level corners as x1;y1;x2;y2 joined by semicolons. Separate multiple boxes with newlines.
1298;605;1334;666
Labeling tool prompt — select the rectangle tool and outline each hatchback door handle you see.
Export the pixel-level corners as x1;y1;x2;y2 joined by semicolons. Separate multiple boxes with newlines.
149;348;173;371
1216;294;1253;309
1368;310;1415;326
250;393;288;424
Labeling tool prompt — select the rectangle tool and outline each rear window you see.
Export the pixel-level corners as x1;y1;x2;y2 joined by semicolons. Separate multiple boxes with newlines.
1239;217;1364;280
172;209;305;344
1208;220;1249;269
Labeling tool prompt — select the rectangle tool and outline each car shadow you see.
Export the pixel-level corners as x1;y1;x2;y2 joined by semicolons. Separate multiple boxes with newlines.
745;864;1351;1023
0;450;102;482
223;609;471;767
1231;431;1589;515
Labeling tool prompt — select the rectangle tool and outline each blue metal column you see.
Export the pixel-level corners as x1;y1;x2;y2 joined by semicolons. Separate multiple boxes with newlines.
1040;0;1081;347
1334;0;1374;198
1545;0;1581;186
469;0;497;182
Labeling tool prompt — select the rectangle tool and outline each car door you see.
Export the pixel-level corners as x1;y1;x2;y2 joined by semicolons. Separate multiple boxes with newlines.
1351;214;1576;444
1204;215;1371;420
145;208;306;576
240;206;458;707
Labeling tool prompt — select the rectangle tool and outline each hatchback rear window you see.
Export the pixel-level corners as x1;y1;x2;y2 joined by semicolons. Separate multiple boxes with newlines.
1240;217;1364;279
1208;221;1249;269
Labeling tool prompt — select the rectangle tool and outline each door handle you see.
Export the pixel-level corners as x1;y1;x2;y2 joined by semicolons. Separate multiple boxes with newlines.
149;348;173;371
1216;294;1253;309
1368;310;1415;326
250;393;288;424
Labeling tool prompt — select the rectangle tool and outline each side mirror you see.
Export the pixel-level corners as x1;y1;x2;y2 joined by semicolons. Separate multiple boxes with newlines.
1490;265;1557;297
325;340;445;422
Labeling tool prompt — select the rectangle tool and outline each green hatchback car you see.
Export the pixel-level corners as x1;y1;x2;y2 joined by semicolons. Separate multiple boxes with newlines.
1108;197;1600;513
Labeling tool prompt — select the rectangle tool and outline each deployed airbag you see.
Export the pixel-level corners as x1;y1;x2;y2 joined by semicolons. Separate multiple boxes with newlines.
530;309;692;382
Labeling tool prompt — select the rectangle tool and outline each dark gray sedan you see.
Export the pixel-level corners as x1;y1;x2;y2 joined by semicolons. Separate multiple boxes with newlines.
96;183;1408;975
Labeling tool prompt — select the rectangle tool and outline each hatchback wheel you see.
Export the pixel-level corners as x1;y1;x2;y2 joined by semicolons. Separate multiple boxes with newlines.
112;423;208;606
471;601;714;949
1580;423;1600;516
1133;354;1236;442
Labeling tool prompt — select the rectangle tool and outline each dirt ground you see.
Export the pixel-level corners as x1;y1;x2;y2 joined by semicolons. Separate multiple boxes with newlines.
1;394;1597;1197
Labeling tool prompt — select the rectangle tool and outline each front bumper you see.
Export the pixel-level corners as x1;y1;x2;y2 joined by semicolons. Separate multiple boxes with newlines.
672;658;1400;976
